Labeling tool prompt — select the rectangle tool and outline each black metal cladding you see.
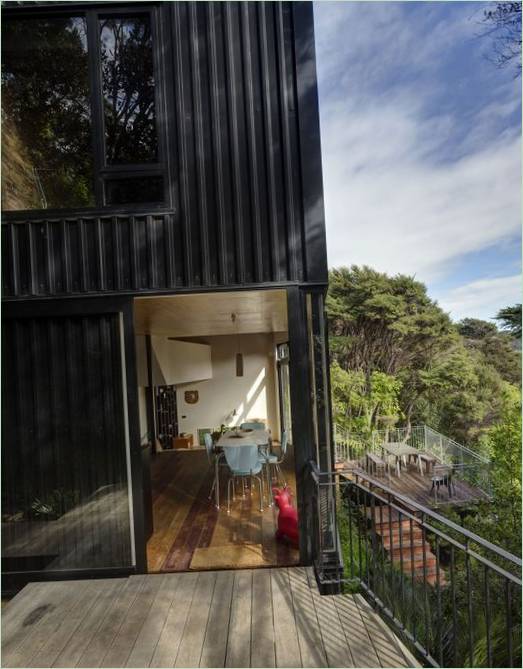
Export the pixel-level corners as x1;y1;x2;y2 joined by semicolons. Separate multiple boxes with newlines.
1;1;328;299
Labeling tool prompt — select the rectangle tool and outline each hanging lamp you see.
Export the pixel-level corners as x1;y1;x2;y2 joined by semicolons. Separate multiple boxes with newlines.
232;313;243;377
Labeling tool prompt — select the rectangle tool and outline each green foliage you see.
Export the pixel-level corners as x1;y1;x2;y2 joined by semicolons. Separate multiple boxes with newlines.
494;303;522;339
331;361;402;435
328;265;521;445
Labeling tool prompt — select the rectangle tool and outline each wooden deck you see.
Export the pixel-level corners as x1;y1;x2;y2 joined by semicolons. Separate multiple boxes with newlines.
348;464;489;508
1;567;419;668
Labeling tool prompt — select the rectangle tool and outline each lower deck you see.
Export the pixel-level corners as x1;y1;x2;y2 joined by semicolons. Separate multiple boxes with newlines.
345;464;489;508
147;448;299;572
1;567;419;668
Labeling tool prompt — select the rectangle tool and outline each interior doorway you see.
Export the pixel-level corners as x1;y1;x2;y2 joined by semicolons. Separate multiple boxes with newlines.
133;289;300;572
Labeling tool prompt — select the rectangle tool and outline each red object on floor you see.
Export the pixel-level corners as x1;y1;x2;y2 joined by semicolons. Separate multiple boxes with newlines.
273;486;299;548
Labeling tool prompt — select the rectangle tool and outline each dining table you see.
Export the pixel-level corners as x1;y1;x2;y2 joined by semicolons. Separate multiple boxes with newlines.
213;428;271;508
380;442;422;477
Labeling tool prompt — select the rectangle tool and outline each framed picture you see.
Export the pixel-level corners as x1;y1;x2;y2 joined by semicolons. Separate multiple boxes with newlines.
185;390;199;404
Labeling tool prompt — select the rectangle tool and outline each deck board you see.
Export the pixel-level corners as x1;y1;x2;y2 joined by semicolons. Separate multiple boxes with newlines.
1;568;417;668
350;466;489;508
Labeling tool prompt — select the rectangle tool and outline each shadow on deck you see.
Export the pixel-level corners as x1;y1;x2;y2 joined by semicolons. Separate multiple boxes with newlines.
1;567;420;667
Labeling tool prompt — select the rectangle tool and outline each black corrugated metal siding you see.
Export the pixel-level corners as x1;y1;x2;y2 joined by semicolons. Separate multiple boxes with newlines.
1;1;327;300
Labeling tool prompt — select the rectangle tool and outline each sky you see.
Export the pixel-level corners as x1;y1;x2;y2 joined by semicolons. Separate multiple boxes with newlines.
314;0;521;322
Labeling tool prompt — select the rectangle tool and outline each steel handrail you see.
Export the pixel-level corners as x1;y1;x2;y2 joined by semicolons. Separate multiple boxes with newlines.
313;463;521;569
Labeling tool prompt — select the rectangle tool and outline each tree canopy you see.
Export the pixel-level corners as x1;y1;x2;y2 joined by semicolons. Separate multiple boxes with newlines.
494;303;522;339
328;266;521;445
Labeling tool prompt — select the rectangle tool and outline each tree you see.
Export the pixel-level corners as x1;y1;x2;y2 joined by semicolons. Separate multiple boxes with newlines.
328;266;519;446
481;2;522;75
328;266;458;429
330;362;402;435
494;303;522;339
458;316;521;386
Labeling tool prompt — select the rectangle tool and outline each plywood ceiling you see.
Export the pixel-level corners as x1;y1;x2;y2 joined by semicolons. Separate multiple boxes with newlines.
134;289;288;337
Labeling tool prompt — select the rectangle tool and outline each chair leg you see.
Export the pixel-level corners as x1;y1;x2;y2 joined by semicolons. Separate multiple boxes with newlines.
256;475;263;512
227;478;232;513
276;463;286;487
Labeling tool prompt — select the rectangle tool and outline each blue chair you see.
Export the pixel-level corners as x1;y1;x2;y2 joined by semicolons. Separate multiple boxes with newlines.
263;431;288;487
240;421;266;431
222;444;264;513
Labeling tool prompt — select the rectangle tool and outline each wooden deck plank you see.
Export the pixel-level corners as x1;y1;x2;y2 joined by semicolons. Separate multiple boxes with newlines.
251;569;276;668
333;594;381;668
150;572;199;668
1;583;49;638
1;568;418;669
27;580;105;668
225;570;253;668
288;567;328;668
355;594;420;668
174;571;217;667
99;574;164;668
305;568;354;668
76;575;147;667
199;570;235;668
52;578;125;668
2;581;78;668
270;568;302;668
350;466;488;508
125;574;180;668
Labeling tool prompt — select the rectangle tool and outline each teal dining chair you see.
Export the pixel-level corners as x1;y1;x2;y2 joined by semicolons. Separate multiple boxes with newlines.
240;421;266;430
263;430;288;487
222;444;264;513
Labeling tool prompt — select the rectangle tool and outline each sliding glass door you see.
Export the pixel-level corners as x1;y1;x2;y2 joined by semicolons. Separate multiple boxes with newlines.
2;309;135;575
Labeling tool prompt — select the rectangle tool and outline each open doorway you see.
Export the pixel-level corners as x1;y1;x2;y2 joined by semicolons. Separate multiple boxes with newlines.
134;289;299;572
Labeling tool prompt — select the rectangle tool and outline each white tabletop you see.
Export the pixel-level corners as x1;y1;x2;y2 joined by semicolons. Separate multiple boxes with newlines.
217;429;270;448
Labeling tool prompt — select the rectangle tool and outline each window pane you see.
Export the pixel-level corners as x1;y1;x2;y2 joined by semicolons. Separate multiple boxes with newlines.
100;16;158;164
105;176;164;205
1;17;95;211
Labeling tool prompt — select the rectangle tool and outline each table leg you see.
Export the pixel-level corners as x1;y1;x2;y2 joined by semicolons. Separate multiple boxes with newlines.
418;455;422;475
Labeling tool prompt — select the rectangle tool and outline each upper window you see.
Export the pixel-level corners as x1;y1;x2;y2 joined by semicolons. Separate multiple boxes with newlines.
1;8;166;213
2;16;95;210
100;16;157;165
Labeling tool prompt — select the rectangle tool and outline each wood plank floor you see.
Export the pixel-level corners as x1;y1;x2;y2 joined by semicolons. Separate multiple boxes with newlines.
348;465;489;508
1;568;420;668
147;449;299;572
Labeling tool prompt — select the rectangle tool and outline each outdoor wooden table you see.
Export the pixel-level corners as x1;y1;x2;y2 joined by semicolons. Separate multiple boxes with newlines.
214;429;271;508
380;442;422;477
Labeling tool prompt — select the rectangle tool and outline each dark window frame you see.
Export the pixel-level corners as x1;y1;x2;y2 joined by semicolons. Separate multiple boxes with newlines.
1;2;171;217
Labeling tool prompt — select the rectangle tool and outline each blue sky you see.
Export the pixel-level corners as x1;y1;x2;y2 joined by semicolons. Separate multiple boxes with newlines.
314;0;521;321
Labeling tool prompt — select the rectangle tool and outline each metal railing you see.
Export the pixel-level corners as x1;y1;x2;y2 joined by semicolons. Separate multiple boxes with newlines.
334;424;492;498
310;462;522;667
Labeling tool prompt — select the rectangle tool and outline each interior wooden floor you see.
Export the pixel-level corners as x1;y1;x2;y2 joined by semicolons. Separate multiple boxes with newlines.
147;447;300;572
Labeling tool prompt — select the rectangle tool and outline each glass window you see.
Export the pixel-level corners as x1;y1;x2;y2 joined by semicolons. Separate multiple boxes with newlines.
1;17;95;210
105;176;164;205
100;16;158;164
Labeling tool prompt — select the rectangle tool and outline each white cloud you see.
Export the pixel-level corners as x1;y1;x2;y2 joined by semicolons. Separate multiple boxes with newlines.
314;1;521;290
435;274;522;321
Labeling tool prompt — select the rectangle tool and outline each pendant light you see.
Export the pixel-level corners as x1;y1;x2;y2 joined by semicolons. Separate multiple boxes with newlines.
232;312;243;377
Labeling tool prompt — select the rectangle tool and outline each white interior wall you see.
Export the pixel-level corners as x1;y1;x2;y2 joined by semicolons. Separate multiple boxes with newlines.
135;332;284;446
176;334;280;444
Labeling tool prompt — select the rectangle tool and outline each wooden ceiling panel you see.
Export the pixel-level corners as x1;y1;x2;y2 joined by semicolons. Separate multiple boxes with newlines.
134;290;288;337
